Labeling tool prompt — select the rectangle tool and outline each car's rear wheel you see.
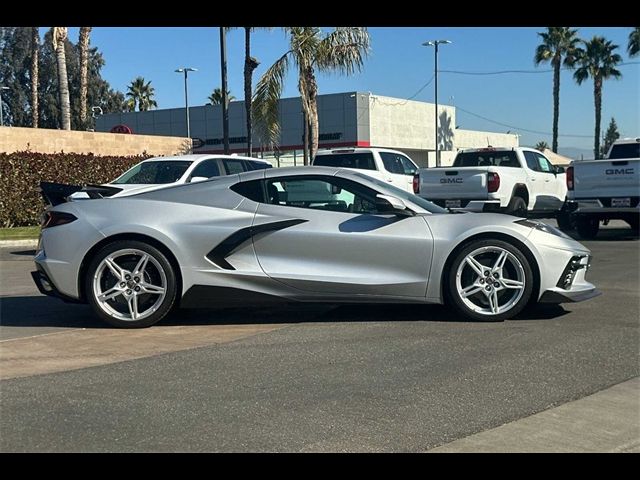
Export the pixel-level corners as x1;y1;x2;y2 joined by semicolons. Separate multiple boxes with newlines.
506;196;527;217
575;215;599;240
85;240;177;328
446;239;534;322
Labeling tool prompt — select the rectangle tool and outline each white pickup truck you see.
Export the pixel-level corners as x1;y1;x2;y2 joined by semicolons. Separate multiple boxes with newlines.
312;147;418;193
413;147;567;217
565;138;640;239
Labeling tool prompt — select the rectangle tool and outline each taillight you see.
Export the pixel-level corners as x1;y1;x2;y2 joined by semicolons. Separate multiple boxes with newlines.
413;174;420;194
487;172;500;193
41;211;77;229
566;166;574;190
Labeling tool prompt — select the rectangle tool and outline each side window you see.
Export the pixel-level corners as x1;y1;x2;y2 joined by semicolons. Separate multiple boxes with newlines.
523;151;539;171
190;160;221;179
536;154;554;173
230;180;264;202
265;176;378;214
380;152;418;175
247;160;271;170
223;159;246;175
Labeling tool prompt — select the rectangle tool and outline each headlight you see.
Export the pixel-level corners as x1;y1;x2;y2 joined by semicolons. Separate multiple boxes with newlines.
515;219;571;239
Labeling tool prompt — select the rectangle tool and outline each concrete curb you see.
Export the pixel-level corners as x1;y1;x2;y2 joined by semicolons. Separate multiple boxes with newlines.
0;239;38;248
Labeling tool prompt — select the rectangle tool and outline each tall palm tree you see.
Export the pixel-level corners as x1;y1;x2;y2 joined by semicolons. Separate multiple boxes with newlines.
52;27;71;130
30;27;39;128
79;27;92;129
573;36;623;159
208;88;235;105
629;27;640;57
126;77;157;111
534;27;580;153
253;27;370;163
244;27;261;157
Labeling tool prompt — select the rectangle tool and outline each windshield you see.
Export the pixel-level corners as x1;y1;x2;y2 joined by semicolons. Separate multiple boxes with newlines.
112;160;192;184
351;172;447;214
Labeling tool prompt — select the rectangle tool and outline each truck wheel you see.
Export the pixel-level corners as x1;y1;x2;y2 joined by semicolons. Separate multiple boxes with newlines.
556;211;574;231
506;196;527;217
626;216;639;234
575;216;599;239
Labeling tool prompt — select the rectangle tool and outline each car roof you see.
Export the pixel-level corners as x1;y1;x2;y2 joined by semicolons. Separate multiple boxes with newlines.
315;147;403;155
140;154;271;163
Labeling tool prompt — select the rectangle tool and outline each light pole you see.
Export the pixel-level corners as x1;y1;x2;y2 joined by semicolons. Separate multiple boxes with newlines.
422;39;451;167
175;67;197;140
0;86;9;127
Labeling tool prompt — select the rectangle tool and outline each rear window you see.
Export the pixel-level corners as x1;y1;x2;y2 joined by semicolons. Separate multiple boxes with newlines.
313;152;376;170
453;151;520;168
608;143;640;159
112;160;192;184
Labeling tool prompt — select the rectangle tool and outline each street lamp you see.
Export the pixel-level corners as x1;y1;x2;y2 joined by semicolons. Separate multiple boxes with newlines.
0;86;9;127
175;67;197;140
422;39;452;167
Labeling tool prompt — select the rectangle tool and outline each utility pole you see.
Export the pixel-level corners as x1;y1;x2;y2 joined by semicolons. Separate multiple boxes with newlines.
220;27;230;154
423;39;452;167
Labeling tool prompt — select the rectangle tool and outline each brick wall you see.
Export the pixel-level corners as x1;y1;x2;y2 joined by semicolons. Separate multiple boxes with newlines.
0;126;191;156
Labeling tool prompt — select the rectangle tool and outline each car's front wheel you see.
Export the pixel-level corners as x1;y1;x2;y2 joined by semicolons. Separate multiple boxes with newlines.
446;239;534;322
85;240;177;328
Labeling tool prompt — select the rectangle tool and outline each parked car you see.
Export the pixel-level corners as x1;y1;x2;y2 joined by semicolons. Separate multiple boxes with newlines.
33;166;599;328
69;154;272;199
413;147;567;217
565;138;640;239
312;147;419;192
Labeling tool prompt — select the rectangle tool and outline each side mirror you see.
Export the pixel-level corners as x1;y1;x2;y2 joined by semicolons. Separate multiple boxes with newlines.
555;166;565;174
376;194;414;217
190;176;209;183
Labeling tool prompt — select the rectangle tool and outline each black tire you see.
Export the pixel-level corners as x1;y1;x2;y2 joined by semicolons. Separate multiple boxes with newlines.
575;216;599;240
626;216;639;234
506;196;527;217
85;240;177;328
445;238;534;322
556;211;574;231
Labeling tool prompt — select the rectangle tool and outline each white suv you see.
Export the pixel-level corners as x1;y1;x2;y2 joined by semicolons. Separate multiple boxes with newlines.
312;147;419;193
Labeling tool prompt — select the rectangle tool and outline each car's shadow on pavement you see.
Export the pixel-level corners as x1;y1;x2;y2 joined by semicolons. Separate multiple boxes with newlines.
565;228;639;242
0;295;570;329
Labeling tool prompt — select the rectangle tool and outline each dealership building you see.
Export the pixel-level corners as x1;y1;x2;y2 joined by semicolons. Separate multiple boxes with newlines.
96;91;519;167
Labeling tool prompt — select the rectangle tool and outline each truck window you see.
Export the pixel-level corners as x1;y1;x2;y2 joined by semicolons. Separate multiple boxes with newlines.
523;151;540;171
379;152;418;175
453;151;520;168
313;152;376;170
608;143;640;159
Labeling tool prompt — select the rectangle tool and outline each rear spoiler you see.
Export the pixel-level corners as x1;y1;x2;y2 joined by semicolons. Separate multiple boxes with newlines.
39;181;123;206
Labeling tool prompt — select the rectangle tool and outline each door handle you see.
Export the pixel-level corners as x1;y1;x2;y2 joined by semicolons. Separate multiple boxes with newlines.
386;179;393;182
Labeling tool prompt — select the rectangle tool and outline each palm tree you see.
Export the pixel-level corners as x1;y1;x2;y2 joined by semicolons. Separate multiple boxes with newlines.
628;27;640;57
30;27;39;128
534;27;580;153
208;88;235;105
535;141;549;151
244;27;262;157
573;37;623;159
253;27;370;163
126;77;157;111
52;27;71;130
79;27;92;129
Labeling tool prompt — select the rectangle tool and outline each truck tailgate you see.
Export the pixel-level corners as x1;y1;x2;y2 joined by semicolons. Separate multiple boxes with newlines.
572;158;640;199
419;167;490;200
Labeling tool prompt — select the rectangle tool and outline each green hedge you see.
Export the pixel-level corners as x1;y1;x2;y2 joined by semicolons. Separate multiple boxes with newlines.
0;151;152;227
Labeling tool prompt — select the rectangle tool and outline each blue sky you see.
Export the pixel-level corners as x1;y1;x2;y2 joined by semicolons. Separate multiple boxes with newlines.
55;27;638;152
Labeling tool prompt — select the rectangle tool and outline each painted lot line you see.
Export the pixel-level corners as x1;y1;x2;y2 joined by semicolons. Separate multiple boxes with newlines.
0;323;286;380
428;377;640;453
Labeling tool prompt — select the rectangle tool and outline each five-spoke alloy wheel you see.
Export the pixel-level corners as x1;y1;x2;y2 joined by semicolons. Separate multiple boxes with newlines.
447;239;534;321
86;241;177;328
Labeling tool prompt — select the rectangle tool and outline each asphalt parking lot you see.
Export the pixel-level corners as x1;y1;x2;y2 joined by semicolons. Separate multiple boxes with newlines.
0;220;638;452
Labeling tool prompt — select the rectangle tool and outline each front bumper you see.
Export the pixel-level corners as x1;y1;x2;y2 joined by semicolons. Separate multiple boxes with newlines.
539;287;602;303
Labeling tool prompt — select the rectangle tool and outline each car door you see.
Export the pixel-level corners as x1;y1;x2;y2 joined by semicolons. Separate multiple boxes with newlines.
523;151;547;211
534;152;565;211
379;152;418;192
251;173;433;298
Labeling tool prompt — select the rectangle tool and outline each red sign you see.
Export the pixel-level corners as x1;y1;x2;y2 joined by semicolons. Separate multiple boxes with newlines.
110;124;133;134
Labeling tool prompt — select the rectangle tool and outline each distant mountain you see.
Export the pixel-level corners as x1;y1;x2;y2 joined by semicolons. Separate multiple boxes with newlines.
557;147;594;161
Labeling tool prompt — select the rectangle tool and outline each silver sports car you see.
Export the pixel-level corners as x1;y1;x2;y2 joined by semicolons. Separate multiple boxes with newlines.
33;166;600;328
